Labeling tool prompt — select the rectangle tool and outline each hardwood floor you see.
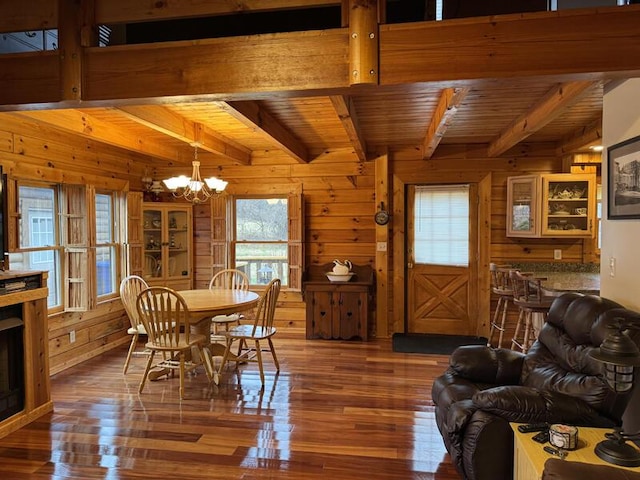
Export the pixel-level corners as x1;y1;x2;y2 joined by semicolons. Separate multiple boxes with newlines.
0;334;462;479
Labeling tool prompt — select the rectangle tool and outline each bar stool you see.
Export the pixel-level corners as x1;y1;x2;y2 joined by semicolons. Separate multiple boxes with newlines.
509;270;555;353
487;263;516;348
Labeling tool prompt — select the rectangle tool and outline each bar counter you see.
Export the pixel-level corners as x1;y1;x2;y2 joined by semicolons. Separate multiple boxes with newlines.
510;263;601;295
536;271;600;295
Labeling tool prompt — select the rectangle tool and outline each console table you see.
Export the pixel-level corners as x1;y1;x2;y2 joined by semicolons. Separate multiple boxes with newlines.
0;271;51;439
303;263;374;341
512;423;640;479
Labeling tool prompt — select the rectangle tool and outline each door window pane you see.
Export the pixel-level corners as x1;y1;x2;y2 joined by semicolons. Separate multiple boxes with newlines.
414;185;469;266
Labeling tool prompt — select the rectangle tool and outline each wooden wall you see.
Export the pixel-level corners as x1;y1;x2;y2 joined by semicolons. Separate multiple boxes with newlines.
0;118;597;372
0;118;152;374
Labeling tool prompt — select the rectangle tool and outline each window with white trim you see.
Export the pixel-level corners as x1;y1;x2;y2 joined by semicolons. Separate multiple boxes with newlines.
413;184;470;267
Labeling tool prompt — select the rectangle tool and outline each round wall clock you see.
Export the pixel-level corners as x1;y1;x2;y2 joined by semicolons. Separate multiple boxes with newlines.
375;209;390;226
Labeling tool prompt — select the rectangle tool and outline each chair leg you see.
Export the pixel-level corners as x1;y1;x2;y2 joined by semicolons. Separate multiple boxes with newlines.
268;338;279;371
511;309;525;350
254;340;265;387
522;311;533;354
139;351;155;394
123;333;138;374
497;297;510;348
488;295;504;347
179;352;185;400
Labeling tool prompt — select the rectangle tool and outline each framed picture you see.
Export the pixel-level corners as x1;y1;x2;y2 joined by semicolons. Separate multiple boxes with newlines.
608;134;640;219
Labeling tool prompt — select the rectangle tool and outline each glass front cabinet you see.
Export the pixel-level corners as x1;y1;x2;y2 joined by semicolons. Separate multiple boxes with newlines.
506;175;540;238
541;174;596;237
506;173;596;238
142;203;193;289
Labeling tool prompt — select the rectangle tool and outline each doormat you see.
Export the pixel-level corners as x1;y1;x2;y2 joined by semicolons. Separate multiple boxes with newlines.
392;333;488;355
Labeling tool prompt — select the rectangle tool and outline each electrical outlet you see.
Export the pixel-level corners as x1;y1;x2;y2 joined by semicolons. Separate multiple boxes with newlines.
69;330;76;343
376;241;387;252
553;249;562;260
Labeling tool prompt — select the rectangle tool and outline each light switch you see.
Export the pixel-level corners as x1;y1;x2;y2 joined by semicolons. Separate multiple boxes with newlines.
609;257;616;277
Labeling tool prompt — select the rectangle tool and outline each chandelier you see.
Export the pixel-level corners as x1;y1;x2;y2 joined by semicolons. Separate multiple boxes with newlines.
162;145;228;204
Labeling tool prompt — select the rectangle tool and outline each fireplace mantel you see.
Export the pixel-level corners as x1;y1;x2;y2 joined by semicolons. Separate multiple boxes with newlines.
0;270;51;438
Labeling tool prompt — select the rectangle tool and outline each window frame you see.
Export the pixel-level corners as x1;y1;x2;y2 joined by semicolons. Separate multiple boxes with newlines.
8;178;125;312
210;189;304;292
12;182;63;310
232;196;290;287
94;190;119;301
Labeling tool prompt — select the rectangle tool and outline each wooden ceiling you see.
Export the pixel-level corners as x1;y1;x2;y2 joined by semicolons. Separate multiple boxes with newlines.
1;1;633;172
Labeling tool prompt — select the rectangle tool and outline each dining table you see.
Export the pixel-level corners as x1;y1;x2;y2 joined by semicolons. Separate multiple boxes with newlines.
178;288;260;384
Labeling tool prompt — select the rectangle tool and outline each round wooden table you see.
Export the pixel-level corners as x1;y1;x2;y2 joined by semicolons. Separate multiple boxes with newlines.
178;288;260;384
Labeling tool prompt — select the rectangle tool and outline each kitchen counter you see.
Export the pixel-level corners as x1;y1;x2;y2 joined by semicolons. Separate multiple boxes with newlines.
536;271;600;295
510;263;600;295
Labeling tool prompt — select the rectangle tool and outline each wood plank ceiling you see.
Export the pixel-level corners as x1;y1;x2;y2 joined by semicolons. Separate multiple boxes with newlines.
0;1;607;170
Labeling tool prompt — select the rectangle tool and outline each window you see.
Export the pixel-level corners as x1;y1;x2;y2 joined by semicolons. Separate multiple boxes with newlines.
10;185;61;307
413;185;469;266
211;192;303;290
233;198;289;286
95;193;117;297
9;181;123;311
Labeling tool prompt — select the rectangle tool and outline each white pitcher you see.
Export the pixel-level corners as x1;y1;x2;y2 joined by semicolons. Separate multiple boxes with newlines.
332;259;352;275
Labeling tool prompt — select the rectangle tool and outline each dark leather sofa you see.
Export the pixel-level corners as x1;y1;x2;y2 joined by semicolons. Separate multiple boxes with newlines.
432;293;640;480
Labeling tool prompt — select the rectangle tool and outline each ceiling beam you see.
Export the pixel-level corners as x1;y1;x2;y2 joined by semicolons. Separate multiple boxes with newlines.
214;100;309;164
329;95;367;162
487;81;597;157
4;8;640;107
11;110;185;163
556;114;602;156
116;105;252;165
422;87;469;159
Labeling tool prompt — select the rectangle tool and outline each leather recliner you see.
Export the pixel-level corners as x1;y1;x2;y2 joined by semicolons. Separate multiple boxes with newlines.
431;293;640;480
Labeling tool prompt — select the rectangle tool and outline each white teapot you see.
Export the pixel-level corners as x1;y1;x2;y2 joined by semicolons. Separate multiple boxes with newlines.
332;259;352;275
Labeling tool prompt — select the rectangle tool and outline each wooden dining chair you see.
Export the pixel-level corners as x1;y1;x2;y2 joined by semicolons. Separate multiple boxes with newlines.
119;275;150;374
208;269;250;336
136;286;212;399
220;278;281;388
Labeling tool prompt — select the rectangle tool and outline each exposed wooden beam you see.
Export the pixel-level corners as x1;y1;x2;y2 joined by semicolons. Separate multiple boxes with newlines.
58;0;83;101
422;87;469;159
4;8;640;107
11;110;185;163
556;114;602;156
329;95;367;162
214;101;309;164
349;0;378;85
94;0;341;24
487;81;597;157
0;0;56;33
80;29;349;103
116;106;252;165
380;5;640;84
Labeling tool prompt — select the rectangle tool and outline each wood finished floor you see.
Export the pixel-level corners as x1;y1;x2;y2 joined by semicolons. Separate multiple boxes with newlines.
0;335;462;479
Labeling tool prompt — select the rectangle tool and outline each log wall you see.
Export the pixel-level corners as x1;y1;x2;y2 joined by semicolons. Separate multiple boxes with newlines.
0;120;597;372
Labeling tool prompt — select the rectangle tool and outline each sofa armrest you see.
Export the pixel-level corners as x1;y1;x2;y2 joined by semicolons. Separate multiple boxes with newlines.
449;345;525;385
473;386;616;426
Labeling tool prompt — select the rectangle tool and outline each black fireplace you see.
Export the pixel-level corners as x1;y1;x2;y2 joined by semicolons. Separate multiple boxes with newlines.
0;304;24;422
